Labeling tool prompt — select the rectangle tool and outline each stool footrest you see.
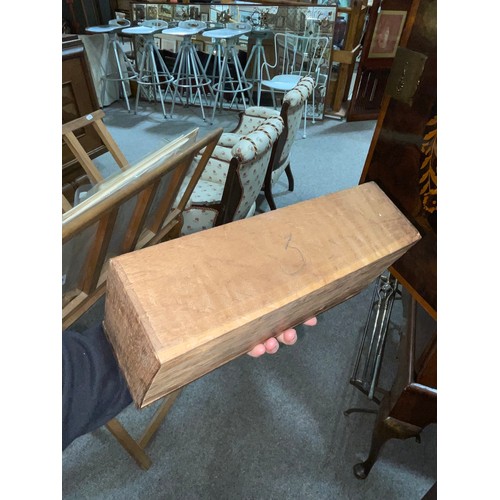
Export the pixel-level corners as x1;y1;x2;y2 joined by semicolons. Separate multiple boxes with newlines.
105;72;137;82
213;81;253;93
174;77;211;89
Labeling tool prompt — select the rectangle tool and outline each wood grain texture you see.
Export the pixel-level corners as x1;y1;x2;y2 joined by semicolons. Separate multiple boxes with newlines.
104;182;421;408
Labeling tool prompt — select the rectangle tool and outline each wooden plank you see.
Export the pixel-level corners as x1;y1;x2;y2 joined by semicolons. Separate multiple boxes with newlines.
138;389;182;448
62;130;104;184
62;194;73;213
104;182;421;408
105;418;152;470
62;128;202;241
331;44;361;65
120;183;159;253
92;118;129;170
80;210;118;294
61;109;105;135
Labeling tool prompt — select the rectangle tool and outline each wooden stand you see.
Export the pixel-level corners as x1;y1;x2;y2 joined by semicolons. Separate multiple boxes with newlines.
62;109;128;210
63;118;223;468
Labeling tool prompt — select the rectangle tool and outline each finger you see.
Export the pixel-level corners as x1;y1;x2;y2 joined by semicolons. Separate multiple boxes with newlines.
264;337;279;354
303;317;318;326
247;343;267;358
276;328;297;345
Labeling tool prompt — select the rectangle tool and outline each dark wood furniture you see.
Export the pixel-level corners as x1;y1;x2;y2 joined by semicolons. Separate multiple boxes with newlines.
62;35;106;204
346;0;414;121
63;0;113;34
354;0;437;479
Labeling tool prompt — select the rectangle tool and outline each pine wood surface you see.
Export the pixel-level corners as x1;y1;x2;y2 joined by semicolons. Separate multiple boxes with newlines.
104;182;421;408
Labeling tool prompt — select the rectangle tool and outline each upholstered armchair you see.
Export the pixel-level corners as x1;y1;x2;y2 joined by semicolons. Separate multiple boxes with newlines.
224;76;314;210
179;115;284;235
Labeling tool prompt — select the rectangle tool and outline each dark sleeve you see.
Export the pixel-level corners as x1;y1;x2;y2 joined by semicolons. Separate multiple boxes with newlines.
62;323;132;450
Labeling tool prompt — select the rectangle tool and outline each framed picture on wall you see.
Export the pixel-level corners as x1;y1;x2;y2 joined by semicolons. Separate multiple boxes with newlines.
133;4;146;23
146;5;158;20
159;5;172;21
368;10;407;58
189;6;201;20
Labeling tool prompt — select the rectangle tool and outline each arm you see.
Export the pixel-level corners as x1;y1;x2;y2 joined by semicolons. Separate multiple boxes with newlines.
62;324;132;450
63;318;318;449
231;107;281;135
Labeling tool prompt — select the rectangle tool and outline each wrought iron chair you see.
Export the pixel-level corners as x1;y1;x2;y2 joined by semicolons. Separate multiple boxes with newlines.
257;32;329;138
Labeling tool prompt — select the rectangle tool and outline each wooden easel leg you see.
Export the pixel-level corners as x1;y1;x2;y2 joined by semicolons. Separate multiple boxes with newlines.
105;418;152;470
138;389;182;448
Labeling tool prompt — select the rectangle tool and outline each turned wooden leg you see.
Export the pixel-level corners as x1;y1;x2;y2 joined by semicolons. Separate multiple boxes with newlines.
353;414;422;479
285;164;294;192
264;183;277;211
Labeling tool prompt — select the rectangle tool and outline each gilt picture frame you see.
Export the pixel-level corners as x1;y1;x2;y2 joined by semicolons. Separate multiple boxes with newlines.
368;10;407;59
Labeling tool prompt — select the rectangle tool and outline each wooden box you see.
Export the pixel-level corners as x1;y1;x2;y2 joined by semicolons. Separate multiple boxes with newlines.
104;182;421;408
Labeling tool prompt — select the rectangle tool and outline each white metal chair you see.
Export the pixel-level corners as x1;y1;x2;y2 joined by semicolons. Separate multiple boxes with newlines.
257;32;329;138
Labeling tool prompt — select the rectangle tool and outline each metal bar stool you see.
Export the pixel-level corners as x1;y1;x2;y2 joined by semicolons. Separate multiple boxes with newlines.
85;19;137;112
201;22;226;92
243;29;274;84
121;20;174;118
203;23;253;124
162;20;212;121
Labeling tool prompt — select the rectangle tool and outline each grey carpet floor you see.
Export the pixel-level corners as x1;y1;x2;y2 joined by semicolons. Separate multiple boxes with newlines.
63;99;437;499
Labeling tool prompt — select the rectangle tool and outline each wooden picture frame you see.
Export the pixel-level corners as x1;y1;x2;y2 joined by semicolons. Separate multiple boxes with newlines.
189;6;201;20
200;13;208;23
146;5;158;20
368;10;407;59
159;4;172;21
133;4;146;23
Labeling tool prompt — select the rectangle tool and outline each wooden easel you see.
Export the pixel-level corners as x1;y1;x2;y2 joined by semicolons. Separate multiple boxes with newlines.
62;111;223;469
62;109;128;211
